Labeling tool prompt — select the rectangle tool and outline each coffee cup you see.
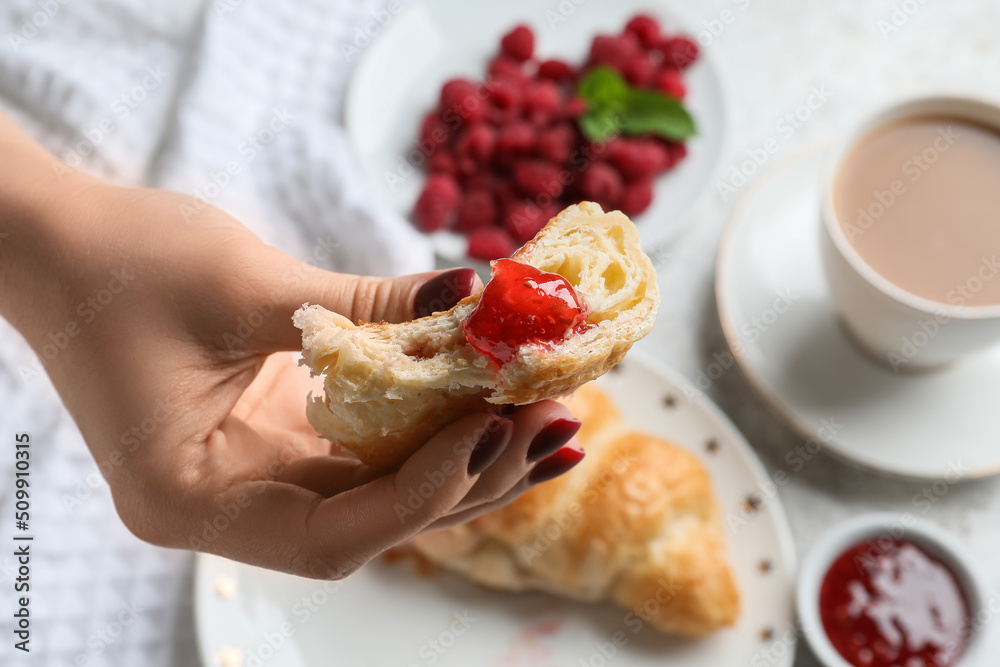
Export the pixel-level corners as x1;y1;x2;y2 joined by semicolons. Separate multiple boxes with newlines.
820;96;1000;372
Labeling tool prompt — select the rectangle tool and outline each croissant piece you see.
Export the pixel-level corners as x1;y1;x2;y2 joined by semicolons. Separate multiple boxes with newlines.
294;202;660;467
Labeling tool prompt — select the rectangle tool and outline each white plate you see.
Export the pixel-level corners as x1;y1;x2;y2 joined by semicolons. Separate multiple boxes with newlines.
716;140;1000;479
344;0;729;263
195;356;796;667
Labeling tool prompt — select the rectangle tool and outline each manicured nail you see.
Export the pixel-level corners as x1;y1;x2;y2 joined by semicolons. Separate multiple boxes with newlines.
526;418;582;463
467;418;514;476
414;268;477;318
496;403;517;418
528;445;585;485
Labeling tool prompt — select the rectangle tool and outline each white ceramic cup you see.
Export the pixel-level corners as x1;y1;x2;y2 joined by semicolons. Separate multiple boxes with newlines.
820;96;1000;372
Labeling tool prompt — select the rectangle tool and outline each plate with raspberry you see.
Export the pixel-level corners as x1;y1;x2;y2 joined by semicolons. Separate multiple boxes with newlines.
344;0;729;264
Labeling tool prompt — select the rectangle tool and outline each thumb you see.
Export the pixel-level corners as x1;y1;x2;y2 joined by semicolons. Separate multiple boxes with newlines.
260;266;480;352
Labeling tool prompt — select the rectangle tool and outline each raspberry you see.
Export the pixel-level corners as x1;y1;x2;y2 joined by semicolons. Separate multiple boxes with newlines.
414;174;460;232
608;138;664;181
536;123;576;165
456;157;478;176
667;141;688;165
468;228;517;261
650;141;672;172
523;80;561;124
504;201;559;243
488;78;523;112
538;59;575;82
488;105;519;126
660;35;700;69
496;122;536;161
619;179;654;216
625;14;661;49
455;123;497;164
500;25;534;62
488;57;529;85
653;138;688;169
420;112;449;154
440;78;486;123
456;189;499;232
513;159;564;198
461;171;499;191
655;69;686;99
429;152;456;175
587;34;641;72
580;161;624;208
441;79;476;108
492;180;520;210
623;54;656;87
562;95;588;119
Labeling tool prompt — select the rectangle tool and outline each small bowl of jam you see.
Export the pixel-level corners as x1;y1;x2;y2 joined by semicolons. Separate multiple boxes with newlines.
798;513;989;667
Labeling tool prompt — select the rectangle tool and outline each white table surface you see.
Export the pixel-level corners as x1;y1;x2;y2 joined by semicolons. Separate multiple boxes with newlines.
1;1;999;666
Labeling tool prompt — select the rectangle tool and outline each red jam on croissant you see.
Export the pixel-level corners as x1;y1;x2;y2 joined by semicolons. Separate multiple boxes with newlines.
462;259;591;366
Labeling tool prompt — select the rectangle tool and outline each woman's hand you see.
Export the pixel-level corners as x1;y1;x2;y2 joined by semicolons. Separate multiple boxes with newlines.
0;117;584;579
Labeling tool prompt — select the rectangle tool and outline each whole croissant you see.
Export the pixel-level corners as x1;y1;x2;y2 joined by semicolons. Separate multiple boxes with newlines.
412;383;741;637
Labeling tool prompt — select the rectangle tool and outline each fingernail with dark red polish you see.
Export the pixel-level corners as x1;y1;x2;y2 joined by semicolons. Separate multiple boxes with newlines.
468;418;513;476
496;403;517;418
526;418;581;463
528;445;585;485
414;268;478;318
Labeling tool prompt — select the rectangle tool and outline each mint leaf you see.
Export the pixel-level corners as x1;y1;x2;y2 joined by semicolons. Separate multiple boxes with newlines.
578;110;620;142
577;67;629;108
576;66;697;142
617;89;696;140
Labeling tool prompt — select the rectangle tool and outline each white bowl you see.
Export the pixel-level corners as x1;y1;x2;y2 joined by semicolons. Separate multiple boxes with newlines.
798;513;990;667
344;0;731;263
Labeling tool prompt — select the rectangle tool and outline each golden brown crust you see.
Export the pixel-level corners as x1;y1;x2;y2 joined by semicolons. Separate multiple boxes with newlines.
558;382;623;446
412;383;741;637
294;202;660;467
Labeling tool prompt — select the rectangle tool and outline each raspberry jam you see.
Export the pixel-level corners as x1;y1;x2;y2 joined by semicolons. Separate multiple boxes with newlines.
819;538;970;667
462;259;590;365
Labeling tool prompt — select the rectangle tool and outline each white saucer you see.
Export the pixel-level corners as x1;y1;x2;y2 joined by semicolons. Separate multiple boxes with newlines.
195;356;796;667
344;0;730;262
716;140;1000;480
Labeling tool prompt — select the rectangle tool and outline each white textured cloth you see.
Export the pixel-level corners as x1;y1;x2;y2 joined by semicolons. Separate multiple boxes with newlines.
0;1;430;666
